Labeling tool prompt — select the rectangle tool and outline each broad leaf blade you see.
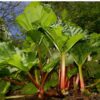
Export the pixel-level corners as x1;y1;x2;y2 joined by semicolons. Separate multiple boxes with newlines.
16;2;57;31
16;2;43;31
46;25;68;51
64;33;85;52
42;52;60;72
40;5;57;27
16;13;33;31
71;42;91;67
8;48;38;72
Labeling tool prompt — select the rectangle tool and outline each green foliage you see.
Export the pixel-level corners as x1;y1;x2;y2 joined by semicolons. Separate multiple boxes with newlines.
89;33;100;48
44;72;58;91
51;2;100;33
0;80;10;95
8;49;38;72
71;41;91;67
0;18;11;41
64;33;85;53
96;83;100;93
0;68;10;77
42;52;59;72
45;25;67;52
86;61;100;79
64;22;87;36
21;83;38;94
0;42;14;64
16;2;57;31
67;67;78;79
0;2;100;97
45;25;85;53
0;42;38;72
65;54;74;65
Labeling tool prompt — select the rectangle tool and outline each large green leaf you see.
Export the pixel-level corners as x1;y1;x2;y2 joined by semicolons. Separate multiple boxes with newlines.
40;5;57;27
71;42;91;67
45;25;68;52
0;40;43;72
64;33;85;52
16;2;57;31
24;2;43;22
8;51;24;70
46;26;85;53
16;2;42;31
16;13;33;31
8;48;38;72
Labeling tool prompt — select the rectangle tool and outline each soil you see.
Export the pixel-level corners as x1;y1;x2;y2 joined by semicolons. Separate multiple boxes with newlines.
6;93;100;100
6;89;100;100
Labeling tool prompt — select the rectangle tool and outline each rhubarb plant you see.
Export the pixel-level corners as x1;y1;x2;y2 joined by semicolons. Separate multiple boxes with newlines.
43;24;85;93
16;2;58;97
0;2;100;99
71;41;91;92
16;2;86;95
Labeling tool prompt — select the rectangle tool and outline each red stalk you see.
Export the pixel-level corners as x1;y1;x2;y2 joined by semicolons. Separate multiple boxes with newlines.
28;72;44;98
27;72;41;89
60;52;66;90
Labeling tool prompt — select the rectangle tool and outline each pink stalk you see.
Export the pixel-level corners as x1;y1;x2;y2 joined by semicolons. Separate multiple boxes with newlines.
75;73;80;85
60;52;66;90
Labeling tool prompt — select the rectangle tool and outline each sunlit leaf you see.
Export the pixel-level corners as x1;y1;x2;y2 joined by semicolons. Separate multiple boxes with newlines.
16;2;57;31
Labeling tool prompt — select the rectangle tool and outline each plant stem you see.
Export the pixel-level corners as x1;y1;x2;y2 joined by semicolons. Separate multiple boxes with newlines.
41;73;48;87
60;52;66;90
35;70;39;84
37;47;43;70
75;73;80;86
78;66;85;92
73;73;79;90
27;72;40;89
28;72;44;97
37;47;45;83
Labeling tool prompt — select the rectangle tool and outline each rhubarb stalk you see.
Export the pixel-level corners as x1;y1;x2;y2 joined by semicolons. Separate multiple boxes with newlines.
60;52;66;90
78;66;85;92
